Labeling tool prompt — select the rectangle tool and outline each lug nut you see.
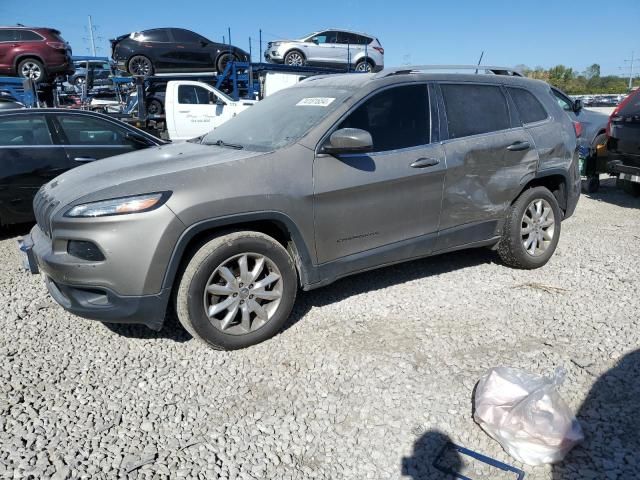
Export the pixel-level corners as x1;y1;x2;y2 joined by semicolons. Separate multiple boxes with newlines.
249;294;254;299
249;284;254;289
233;293;238;297
240;300;244;304
239;282;244;287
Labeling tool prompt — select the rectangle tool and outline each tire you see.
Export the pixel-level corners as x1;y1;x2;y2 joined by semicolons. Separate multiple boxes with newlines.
146;98;163;115
128;55;154;76
497;187;562;269
283;50;305;67
74;76;86;87
216;53;237;73
354;59;374;72
175;231;297;350
17;58;46;82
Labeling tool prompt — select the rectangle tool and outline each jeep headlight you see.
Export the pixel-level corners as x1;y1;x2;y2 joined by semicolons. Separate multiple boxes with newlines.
65;192;170;218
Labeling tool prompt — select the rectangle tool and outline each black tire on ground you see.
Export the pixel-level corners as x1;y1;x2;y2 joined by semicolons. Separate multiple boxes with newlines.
283;50;305;67
354;59;374;72
17;58;46;82
497;186;562;269
175;231;297;350
146;98;163;115
128;55;154;76
216;53;237;73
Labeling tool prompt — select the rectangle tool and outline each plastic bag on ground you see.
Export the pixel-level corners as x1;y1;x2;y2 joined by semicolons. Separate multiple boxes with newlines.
473;366;584;466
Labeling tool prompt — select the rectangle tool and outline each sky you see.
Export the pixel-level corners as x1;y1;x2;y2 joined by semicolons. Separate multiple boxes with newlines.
1;0;638;77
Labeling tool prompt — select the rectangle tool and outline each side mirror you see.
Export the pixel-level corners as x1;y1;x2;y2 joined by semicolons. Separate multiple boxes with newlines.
322;128;373;154
573;99;583;113
125;132;151;149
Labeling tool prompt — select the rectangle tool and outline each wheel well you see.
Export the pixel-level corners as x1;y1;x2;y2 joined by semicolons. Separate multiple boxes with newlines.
517;175;567;212
174;220;302;287
356;57;375;67
14;55;45;73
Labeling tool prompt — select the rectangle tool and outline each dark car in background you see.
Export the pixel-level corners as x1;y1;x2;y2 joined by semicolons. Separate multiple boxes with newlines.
0;109;164;226
608;89;640;196
0;26;73;82
110;28;250;76
68;59;114;87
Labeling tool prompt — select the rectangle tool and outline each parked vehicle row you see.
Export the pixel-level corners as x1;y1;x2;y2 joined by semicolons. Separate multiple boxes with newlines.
20;69;581;350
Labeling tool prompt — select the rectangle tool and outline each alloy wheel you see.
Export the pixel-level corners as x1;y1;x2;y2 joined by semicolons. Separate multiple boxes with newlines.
355;61;372;72
21;62;42;80
285;52;304;66
521;199;556;256
130;57;152;76
203;253;283;335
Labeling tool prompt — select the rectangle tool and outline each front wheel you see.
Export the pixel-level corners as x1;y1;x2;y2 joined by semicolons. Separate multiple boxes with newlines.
498;187;562;269
283;50;305;67
175;231;297;350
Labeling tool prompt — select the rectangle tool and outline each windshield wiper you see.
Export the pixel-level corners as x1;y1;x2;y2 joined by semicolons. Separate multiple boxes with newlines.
205;139;244;150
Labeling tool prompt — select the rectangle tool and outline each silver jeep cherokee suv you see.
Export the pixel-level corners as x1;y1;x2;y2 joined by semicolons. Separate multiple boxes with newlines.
22;67;581;350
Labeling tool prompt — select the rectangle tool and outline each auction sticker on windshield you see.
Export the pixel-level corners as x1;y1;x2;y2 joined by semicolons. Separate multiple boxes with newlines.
296;97;336;107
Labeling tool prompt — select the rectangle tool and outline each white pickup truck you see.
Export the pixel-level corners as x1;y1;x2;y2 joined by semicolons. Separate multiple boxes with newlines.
164;81;257;141
126;72;308;141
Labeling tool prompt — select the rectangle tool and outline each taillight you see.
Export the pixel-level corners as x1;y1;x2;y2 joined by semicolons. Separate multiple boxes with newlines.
573;121;583;138
607;90;638;136
46;41;66;49
372;46;384;55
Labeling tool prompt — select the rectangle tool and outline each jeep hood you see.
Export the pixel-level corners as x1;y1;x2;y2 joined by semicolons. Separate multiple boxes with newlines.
42;141;264;209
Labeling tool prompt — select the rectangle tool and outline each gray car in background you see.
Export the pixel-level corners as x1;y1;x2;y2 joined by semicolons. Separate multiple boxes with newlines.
264;29;384;72
22;68;580;350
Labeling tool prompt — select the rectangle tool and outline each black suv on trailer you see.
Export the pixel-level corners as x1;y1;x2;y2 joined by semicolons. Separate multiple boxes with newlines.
110;28;250;76
22;67;581;350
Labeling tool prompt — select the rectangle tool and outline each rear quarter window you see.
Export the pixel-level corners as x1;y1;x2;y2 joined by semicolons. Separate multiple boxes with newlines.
507;87;548;124
441;83;510;139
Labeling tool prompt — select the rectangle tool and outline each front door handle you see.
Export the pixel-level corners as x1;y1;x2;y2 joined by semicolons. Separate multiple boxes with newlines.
507;141;531;151
410;157;440;168
74;157;96;163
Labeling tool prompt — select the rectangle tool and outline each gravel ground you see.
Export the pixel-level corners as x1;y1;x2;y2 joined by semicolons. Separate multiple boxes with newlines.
1;177;639;480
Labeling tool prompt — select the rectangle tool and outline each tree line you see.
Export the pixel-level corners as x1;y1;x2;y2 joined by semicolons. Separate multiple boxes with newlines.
514;64;639;95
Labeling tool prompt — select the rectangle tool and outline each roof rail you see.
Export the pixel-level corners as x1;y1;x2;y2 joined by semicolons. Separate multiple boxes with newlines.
377;65;523;78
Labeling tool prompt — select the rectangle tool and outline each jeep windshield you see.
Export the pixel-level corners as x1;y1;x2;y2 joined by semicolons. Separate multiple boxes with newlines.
202;86;354;152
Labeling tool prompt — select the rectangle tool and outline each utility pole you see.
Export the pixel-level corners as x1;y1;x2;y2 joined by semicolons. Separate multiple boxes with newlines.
624;51;635;90
88;15;96;56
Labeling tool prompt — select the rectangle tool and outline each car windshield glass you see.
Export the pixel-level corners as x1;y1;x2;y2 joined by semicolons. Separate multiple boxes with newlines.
202;86;354;151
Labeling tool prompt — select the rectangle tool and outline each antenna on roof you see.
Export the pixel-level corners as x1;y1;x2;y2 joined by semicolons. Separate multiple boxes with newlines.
16;23;25;27
475;51;484;74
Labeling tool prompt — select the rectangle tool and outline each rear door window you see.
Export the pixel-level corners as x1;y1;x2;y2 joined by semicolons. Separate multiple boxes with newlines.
440;83;510;139
337;84;429;152
0;30;19;42
507;87;548;124
141;29;171;43
0;115;52;146
172;29;200;43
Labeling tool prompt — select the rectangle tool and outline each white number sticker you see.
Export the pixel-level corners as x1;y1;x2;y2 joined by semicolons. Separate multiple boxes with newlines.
296;97;336;107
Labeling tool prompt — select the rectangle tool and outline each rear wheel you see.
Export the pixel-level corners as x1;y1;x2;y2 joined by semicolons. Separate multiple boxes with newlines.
128;55;153;76
146;98;163;115
284;50;305;67
175;231;297;350
216;53;237;73
498;187;562;269
17;58;45;82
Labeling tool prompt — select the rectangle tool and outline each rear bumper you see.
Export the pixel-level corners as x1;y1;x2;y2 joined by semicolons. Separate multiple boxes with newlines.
610;161;640;183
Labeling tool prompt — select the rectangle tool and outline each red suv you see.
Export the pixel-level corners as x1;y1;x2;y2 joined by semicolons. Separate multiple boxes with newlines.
0;26;73;82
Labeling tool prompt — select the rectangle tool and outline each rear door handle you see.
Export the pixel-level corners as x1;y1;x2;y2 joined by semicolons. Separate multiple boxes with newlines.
506;141;531;151
74;157;96;163
410;157;440;168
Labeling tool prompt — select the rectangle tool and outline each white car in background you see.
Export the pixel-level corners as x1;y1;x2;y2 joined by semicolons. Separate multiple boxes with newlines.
264;29;384;72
